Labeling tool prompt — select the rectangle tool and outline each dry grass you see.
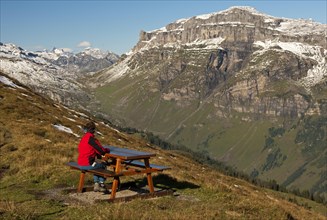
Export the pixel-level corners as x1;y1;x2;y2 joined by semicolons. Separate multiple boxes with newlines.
0;77;326;220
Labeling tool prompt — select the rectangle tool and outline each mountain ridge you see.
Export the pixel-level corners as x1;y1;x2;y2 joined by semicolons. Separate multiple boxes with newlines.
36;46;119;74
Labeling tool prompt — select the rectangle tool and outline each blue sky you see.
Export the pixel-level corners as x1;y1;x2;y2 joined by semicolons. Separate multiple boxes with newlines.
1;0;326;55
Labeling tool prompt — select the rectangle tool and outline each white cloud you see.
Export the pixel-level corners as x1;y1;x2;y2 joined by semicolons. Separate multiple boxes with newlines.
77;41;92;48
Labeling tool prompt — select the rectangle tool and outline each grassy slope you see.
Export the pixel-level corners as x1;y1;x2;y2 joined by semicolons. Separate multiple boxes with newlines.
1;75;326;219
93;48;326;198
174;106;325;194
94;72;324;194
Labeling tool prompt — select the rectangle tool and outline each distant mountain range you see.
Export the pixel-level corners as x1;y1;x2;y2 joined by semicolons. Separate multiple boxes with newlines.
35;46;119;74
0;42;119;107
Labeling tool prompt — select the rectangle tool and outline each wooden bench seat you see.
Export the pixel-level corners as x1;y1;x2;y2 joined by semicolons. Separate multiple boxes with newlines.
67;161;121;177
67;161;122;193
123;160;171;171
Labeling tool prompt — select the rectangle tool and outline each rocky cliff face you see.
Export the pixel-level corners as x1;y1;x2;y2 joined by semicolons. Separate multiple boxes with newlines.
136;7;326;50
95;7;326;117
89;7;327;196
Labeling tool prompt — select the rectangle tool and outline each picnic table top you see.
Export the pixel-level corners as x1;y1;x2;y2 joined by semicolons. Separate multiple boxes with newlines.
104;146;156;160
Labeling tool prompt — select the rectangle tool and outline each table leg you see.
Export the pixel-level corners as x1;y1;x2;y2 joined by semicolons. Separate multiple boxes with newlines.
78;171;85;193
110;158;122;199
144;159;154;193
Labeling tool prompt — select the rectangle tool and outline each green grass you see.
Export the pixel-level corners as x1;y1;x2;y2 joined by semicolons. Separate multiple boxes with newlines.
1;75;327;219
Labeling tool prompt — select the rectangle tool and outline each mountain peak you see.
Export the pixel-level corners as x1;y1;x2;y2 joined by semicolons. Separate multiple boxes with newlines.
80;47;108;59
194;6;261;20
221;6;261;14
51;47;71;55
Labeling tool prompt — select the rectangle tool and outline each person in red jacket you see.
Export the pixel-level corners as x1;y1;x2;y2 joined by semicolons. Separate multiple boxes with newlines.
77;121;110;193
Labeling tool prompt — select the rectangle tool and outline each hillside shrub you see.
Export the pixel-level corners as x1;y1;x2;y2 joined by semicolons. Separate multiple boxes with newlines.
295;116;327;157
261;148;286;172
268;126;285;137
263;136;275;150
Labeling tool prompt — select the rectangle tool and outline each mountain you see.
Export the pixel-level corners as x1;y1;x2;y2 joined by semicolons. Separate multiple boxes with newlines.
0;43;118;108
0;73;326;219
87;6;327;198
36;47;119;75
0;43;90;107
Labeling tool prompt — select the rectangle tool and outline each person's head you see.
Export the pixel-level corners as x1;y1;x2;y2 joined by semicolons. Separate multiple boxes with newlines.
84;121;96;133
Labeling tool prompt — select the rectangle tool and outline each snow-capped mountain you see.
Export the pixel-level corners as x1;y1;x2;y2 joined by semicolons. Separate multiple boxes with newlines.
87;6;327;197
104;6;326;87
0;43;90;107
36;47;119;74
81;47;111;59
132;6;325;52
35;47;72;60
0;43;119;107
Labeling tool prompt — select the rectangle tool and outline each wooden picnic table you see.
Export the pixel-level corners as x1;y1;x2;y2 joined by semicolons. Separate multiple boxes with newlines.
67;146;170;201
103;146;158;199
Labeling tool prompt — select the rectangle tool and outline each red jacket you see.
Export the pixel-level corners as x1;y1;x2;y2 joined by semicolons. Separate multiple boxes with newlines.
77;132;109;166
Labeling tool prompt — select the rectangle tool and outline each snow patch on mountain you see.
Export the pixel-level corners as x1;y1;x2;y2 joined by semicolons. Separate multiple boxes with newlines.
0;75;24;89
95;55;131;85
137;36;226;54
77;47;113;59
195;6;259;20
52;124;80;137
36;48;71;60
276;19;326;36
220;6;261;15
253;40;327;88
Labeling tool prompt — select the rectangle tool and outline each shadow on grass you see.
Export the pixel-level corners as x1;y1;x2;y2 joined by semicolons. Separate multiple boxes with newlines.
126;173;200;191
61;174;199;195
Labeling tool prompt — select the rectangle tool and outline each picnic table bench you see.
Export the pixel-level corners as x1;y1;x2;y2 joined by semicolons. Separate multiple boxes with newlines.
67;146;170;200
